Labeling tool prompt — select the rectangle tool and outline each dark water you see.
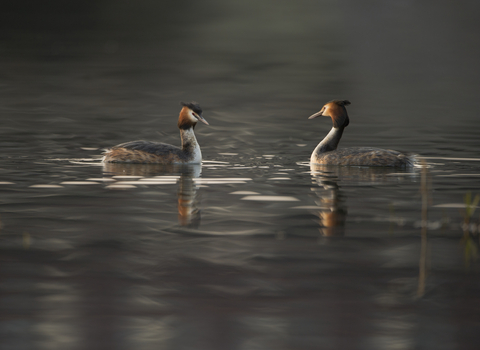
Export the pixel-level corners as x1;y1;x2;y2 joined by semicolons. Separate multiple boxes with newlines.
1;1;480;349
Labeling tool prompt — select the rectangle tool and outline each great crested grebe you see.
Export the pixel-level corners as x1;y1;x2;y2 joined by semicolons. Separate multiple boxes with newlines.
309;100;414;167
103;102;208;164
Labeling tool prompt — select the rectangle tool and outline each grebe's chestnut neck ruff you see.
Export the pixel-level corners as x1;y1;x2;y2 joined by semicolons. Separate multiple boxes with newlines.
103;102;208;164
309;100;413;167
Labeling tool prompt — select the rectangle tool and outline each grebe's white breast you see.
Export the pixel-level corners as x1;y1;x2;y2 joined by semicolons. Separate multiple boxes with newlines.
177;127;202;164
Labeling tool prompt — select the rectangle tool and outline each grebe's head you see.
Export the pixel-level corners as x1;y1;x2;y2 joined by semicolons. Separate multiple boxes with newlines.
178;101;209;129
308;100;350;128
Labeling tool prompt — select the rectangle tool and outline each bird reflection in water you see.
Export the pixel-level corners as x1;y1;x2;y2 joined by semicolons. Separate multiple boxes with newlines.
102;163;202;227
310;164;417;236
176;166;201;227
310;164;347;237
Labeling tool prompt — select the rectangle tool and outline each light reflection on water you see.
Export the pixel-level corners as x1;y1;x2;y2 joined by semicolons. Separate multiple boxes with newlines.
1;156;479;349
2;151;480;349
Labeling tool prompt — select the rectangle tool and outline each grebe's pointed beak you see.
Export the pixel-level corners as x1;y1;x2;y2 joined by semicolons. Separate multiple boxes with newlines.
194;113;209;125
308;108;325;119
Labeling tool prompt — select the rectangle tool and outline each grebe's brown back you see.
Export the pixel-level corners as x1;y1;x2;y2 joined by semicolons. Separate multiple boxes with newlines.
309;100;414;167
103;102;208;164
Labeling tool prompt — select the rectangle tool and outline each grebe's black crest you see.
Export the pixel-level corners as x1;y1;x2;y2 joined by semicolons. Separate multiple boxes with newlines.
331;100;351;107
181;101;203;116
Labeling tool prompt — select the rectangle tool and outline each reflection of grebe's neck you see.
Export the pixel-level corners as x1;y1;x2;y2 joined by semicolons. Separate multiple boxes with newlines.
177;171;201;227
310;126;344;162
180;127;202;163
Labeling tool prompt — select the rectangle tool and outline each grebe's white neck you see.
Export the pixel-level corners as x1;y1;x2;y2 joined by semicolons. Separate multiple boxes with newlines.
310;126;345;163
309;100;350;163
180;127;202;163
176;103;207;164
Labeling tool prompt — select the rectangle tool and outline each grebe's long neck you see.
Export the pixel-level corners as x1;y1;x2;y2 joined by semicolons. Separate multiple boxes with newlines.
180;126;202;163
311;126;345;161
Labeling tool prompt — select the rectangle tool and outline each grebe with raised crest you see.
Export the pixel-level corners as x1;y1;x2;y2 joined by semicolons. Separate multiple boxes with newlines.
103;102;208;164
309;100;414;167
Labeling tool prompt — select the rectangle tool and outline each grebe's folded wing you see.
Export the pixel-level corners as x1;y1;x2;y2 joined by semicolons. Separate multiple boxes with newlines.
319;147;414;167
112;140;181;155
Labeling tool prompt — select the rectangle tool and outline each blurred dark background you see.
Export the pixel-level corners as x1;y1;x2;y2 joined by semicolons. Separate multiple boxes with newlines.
1;0;479;159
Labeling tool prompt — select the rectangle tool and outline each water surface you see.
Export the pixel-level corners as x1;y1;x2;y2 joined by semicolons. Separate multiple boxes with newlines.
1;1;480;349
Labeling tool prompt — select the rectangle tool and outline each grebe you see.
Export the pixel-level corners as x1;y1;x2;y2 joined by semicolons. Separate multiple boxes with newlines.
103;102;208;164
309;100;413;167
